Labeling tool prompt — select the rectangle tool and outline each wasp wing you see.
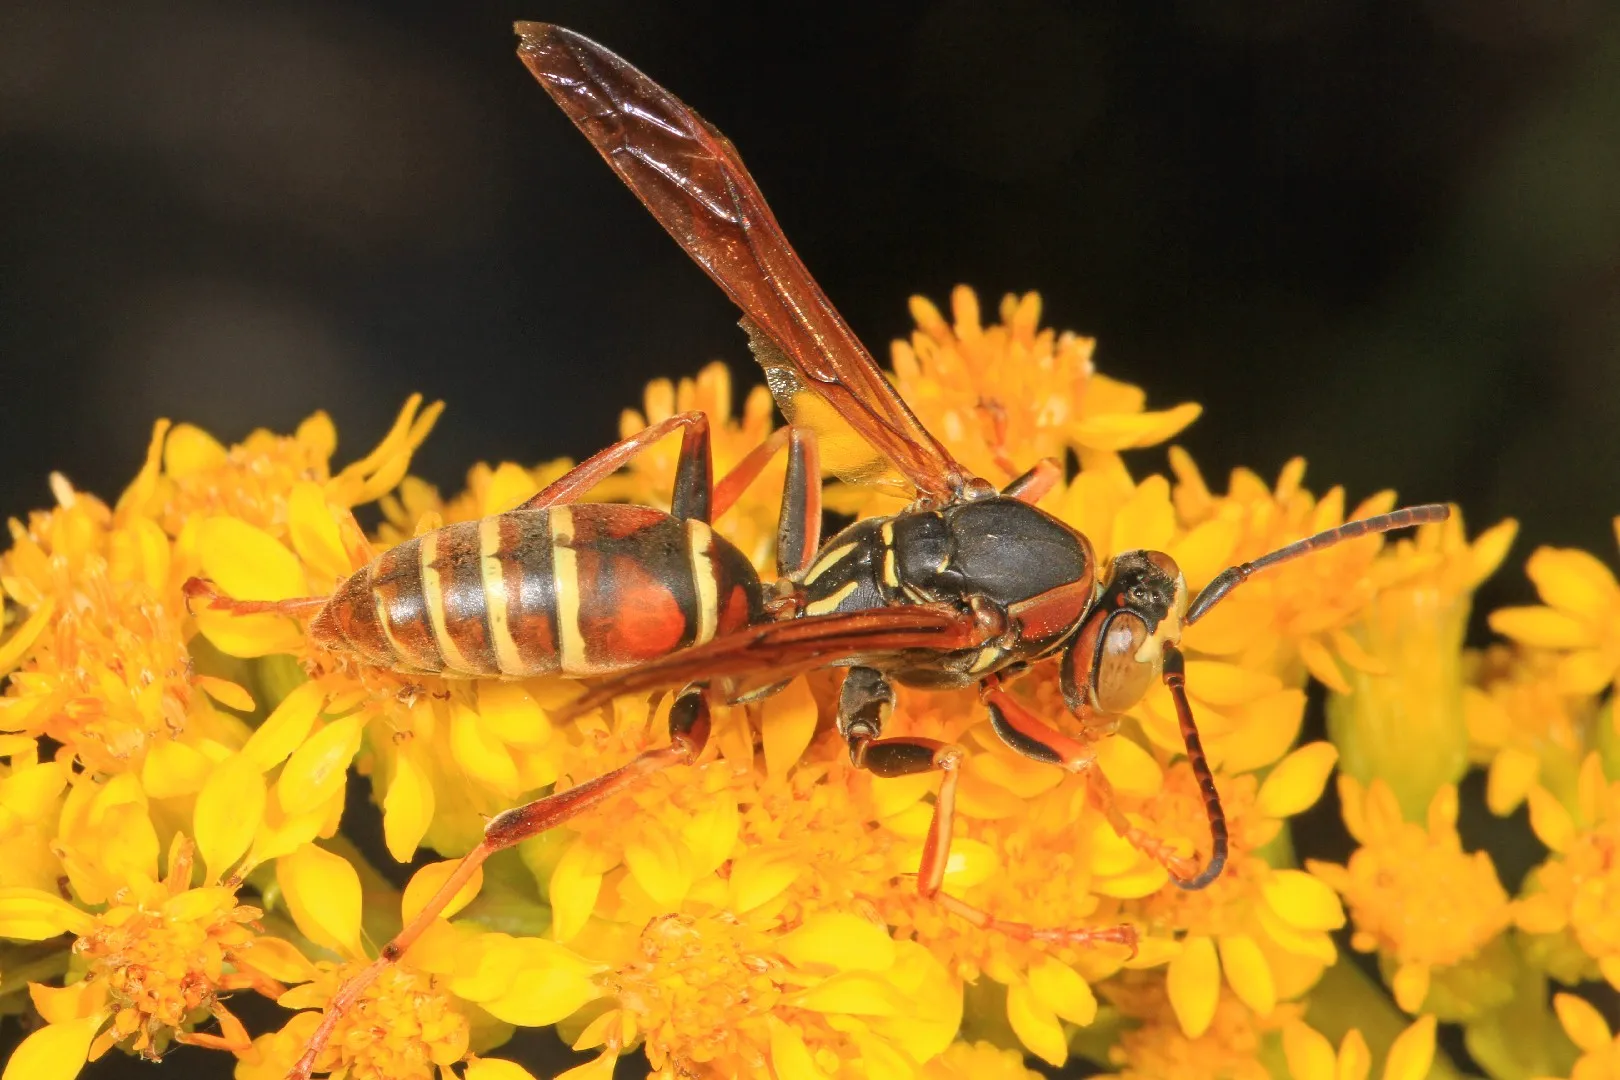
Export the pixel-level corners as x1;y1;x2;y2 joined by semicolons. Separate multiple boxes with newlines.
552;605;980;721
516;22;971;501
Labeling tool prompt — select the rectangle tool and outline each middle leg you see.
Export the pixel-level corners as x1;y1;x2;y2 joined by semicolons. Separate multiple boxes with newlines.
839;667;1137;951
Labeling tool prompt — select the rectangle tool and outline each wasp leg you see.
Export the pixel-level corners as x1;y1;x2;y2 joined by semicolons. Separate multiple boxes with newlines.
981;674;1217;888
180;577;329;618
1000;457;1062;505
839;667;1137;952
520;410;714;522
712;425;822;578
286;686;712;1080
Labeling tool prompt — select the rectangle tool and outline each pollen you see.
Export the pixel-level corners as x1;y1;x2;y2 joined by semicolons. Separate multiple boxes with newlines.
1308;779;1511;1012
302;960;470;1080
69;859;269;1058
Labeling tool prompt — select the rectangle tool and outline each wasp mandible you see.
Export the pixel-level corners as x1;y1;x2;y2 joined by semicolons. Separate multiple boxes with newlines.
185;23;1449;1080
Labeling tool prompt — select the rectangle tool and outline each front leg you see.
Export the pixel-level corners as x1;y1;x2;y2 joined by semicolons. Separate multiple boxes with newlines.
982;673;1222;888
839;667;1137;952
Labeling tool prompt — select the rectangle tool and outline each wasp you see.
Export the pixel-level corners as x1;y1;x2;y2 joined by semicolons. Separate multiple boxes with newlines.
186;23;1448;1079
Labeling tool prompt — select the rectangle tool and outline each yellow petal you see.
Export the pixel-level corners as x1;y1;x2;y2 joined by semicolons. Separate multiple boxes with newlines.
194;753;266;884
277;843;362;956
242;682;327;771
778;913;896;974
1382;1015;1436;1080
164;422;226;476
1072;403;1202;451
1092;734;1162;797
197;517;306;600
288;482;354;583
553;1052;619;1080
482;463;542;516
276;715;363;816
1262;870;1345;932
1027;956;1097;1026
194;676;256;713
402;860;485;925
1;1013;105;1080
476;682;553;750
1527;546;1619;621
1525;786;1576;853
1557;649;1618;695
0;600;55;677
1513;891;1567;935
548;840;616;944
730;843;803;912
139;739;212;799
1298;636;1351;695
1553;992;1612;1051
238;936;319;984
761;679;818;780
29;980;105;1025
1183;660;1282;707
464;1059;540;1080
788;972;903;1016
1257;741;1339;819
1337;1029;1371;1080
678;792;739;878
1006;980;1067;1067
622;820;692;909
1390;963;1429;1014
476;941;603;1026
1217;934;1276;1016
0;887;95;940
1487;607;1591;649
768;1017;831;1080
1166;935;1219;1038
1485;746;1539;816
1282;1020;1336;1080
382;751;435;863
451;702;521;799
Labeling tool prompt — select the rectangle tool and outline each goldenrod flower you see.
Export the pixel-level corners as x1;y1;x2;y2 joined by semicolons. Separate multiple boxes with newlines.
1465;645;1598;816
0;840;282;1080
1309;778;1512;1015
895;287;1200;484
0;283;1496;1078
1516;753;1620;991
1100;973;1299;1080
1489;520;1620;696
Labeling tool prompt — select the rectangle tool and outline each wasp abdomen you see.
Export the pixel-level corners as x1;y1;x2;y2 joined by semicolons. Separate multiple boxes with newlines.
310;505;762;679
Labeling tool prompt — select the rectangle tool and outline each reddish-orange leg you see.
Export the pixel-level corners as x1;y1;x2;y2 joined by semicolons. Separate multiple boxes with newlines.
982;672;1222;887
285;687;713;1080
836;667;1138;952
1001;457;1062;505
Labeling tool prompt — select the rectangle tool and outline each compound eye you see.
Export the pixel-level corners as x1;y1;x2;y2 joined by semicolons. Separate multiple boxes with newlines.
1093;612;1156;713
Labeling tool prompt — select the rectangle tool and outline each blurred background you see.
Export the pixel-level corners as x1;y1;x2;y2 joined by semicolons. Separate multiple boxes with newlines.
3;1;1618;1076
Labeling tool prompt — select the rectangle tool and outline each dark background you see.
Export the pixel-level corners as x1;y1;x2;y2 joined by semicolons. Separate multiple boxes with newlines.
3;1;1618;1077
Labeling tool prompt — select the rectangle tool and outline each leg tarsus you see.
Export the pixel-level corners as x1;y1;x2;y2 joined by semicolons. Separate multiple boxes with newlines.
181;577;328;618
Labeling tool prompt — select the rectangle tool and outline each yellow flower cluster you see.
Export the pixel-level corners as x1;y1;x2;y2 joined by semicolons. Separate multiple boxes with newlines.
0;283;1606;1080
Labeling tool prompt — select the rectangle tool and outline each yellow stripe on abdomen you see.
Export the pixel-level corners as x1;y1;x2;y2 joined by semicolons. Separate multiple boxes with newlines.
480;517;526;676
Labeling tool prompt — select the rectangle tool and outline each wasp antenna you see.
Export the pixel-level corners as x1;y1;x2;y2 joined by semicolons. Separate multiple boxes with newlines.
1184;503;1450;626
1161;644;1227;890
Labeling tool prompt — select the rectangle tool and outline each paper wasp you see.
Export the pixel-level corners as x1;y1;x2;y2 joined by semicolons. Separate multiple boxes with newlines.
185;23;1448;1079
